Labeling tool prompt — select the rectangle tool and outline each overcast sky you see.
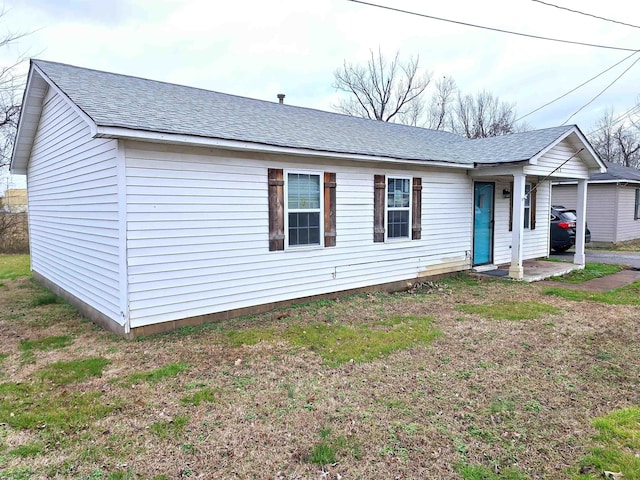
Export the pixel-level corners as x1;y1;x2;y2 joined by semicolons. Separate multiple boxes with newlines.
2;0;640;187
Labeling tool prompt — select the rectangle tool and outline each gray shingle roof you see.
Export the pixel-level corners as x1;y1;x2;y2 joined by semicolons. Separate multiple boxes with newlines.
590;161;640;182
32;59;577;166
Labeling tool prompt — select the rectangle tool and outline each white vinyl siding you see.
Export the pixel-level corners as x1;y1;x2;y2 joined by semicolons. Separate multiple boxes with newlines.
552;183;640;244
493;180;551;265
124;142;473;328
525;139;590;179
27;89;121;323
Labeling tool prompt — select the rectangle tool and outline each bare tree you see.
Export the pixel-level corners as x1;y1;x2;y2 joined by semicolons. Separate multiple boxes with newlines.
0;13;32;175
425;76;456;131
333;49;432;124
589;106;640;169
451;90;518;138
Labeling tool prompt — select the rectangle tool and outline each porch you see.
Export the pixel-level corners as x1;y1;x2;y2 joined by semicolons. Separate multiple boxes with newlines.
473;259;583;282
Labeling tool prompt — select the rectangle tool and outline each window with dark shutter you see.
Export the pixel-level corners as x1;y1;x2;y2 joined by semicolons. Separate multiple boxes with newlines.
530;184;537;230
374;175;385;242
509;182;536;230
324;172;336;247
412;177;422;239
268;169;285;251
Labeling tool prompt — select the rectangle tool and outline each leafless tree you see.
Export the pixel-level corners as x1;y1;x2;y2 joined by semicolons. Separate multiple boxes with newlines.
589;106;640;169
0;17;30;178
333;49;432;124
425;76;456;131
451;90;518;138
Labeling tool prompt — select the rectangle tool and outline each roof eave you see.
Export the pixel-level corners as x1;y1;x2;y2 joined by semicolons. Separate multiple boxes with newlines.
11;62;99;175
94;125;473;169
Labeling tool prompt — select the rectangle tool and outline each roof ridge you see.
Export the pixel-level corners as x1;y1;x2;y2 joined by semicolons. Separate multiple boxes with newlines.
31;58;465;139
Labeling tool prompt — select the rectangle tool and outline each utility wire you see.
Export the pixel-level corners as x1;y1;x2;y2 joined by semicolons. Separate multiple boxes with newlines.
562;54;640;125
531;0;640;30
586;104;640;135
347;0;640;52
516;50;640;122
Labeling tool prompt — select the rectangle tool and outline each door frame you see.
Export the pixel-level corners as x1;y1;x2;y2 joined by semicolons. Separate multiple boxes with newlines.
473;181;495;266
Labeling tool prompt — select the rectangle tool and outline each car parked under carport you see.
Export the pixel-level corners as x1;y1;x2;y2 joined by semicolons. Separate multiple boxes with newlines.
550;206;591;252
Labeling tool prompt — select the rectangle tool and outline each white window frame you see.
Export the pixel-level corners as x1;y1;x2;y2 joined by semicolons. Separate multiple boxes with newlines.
385;176;412;241
524;183;532;229
284;170;324;249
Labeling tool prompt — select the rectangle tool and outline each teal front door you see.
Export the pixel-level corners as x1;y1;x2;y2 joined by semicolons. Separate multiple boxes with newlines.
473;182;494;266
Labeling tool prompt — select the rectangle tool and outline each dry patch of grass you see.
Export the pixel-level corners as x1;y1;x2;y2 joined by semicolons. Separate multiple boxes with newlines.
1;259;639;479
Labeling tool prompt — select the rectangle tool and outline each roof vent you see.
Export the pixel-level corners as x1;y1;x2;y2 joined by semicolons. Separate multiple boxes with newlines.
277;93;285;104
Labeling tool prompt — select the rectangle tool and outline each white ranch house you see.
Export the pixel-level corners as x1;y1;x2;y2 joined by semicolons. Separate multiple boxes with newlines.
11;60;605;337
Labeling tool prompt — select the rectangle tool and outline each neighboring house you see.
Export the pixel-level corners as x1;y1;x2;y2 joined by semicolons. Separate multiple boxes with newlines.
0;188;28;212
552;161;640;245
10;60;605;337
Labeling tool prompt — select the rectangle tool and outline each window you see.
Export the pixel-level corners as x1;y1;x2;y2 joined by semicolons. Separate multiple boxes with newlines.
524;184;531;229
508;181;536;231
635;188;640;220
267;169;336;251
287;173;321;246
386;177;411;239
373;175;421;242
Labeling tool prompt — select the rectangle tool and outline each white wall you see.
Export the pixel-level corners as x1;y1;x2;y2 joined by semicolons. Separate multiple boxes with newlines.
27;89;122;324
124;142;473;328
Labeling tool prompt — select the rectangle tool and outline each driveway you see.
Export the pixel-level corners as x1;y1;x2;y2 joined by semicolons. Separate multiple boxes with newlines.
550;249;640;269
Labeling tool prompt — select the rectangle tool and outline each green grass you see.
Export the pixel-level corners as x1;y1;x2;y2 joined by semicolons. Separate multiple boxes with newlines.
455;301;559;320
149;415;189;439
574;407;640;479
548;263;624;284
38;357;111;386
123;362;190;386
225;314;440;366
0;255;30;279
9;442;45;458
457;464;528;480
180;387;218;406
545;281;640;305
0;381;113;435
31;291;63;306
308;429;361;465
19;335;73;352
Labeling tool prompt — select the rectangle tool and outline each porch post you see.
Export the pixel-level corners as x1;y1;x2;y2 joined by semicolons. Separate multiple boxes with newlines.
509;173;526;279
574;178;588;266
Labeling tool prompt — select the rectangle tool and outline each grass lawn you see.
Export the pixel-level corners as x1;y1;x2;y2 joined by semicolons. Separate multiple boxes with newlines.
1;260;639;479
0;254;30;280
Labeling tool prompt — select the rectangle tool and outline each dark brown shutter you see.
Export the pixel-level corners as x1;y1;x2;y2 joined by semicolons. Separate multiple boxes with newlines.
508;181;513;232
374;175;385;242
530;184;537;230
324;172;336;247
412;177;422;240
268;168;285;251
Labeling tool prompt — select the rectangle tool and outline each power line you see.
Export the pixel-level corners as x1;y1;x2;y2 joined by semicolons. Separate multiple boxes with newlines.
562;54;640;125
587;104;640;136
347;0;640;52
531;0;640;30
516;50;640;122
